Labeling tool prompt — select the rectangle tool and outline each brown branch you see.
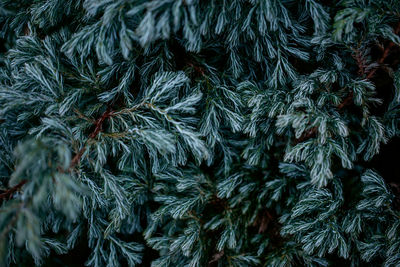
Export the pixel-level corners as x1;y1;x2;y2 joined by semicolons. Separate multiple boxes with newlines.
0;108;114;203
208;250;224;265
187;62;206;77
88;107;115;139
69;146;87;170
352;47;368;77
0;109;114;200
371;21;400;76
68;107;115;171
338;20;400;109
251;209;283;248
294;126;318;144
257;210;273;234
337;91;354;110
296;21;400;142
0;180;28;200
73;108;93;122
23;25;30;36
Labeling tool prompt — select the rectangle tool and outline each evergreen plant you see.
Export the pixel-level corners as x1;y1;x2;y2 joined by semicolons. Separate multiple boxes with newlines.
1;0;400;266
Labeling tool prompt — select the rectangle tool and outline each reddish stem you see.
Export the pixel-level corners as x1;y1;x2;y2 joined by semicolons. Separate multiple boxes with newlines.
0;180;28;200
296;21;400;142
88;108;114;139
338;21;400;109
69;107;115;170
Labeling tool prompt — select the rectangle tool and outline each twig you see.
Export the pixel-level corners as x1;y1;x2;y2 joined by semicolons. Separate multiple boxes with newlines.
337;92;354;110
208;250;224;265
0;180;28;200
338;20;400;109
69;107;115;170
88;107;115;139
294;126;317;144
297;21;400;142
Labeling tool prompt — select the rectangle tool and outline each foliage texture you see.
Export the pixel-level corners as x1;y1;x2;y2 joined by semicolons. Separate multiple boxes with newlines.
1;0;400;266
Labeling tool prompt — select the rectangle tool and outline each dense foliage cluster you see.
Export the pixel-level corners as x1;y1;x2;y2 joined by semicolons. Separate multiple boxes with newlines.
1;0;400;266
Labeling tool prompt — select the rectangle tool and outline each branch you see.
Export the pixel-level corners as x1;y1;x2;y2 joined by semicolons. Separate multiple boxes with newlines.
208;250;224;265
69;107;115;170
0;180;28;200
88;107;115;139
297;21;400;142
69;146;87;170
338;21;400;109
337;91;354;110
1;109;115;200
294;126;318;144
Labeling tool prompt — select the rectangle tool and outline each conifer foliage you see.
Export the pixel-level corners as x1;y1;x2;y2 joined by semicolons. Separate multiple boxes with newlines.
1;0;400;266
